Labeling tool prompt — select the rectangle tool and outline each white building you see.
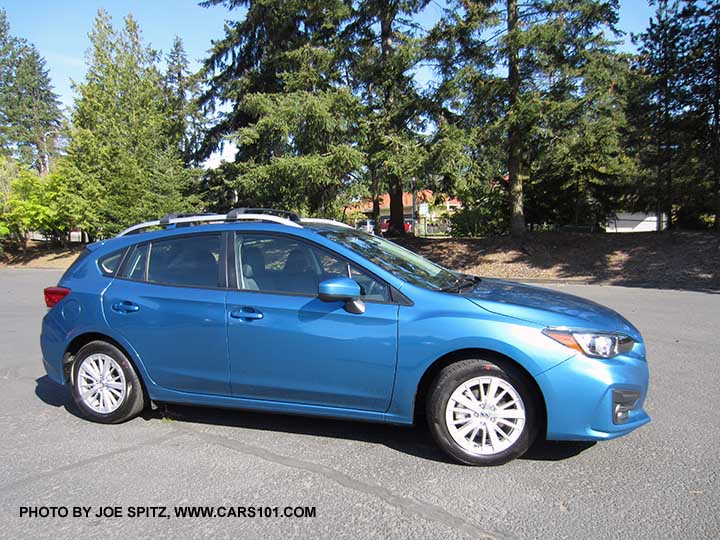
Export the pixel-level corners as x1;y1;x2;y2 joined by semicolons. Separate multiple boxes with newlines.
605;212;668;233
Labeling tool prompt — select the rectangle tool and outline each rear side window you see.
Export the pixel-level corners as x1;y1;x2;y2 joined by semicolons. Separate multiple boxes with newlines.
121;244;149;281
147;234;222;288
98;249;125;276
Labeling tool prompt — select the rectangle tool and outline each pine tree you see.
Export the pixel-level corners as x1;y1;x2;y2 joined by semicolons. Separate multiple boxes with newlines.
429;0;625;234
632;0;690;230
164;36;206;165
0;10;62;173
684;0;720;230
198;0;365;216
0;10;18;156
344;0;430;236
67;10;197;237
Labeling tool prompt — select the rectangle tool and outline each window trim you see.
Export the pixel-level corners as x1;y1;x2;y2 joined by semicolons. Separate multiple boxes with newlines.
115;232;227;291
230;230;411;306
117;242;149;281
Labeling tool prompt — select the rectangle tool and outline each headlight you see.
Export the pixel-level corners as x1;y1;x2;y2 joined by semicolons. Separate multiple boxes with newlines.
542;328;634;358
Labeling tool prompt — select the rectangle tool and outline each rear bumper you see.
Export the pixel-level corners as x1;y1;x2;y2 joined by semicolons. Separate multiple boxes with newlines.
40;310;67;385
537;349;650;441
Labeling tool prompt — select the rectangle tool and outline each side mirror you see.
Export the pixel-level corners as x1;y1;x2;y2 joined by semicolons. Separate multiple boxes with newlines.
318;277;365;314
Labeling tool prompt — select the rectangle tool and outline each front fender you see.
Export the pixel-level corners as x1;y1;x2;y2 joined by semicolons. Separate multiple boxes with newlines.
385;297;574;424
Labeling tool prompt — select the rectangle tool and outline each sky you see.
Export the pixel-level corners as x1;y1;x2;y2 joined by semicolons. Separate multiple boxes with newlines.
2;0;657;111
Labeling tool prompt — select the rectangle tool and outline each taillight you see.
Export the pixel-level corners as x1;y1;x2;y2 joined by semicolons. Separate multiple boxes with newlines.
44;286;71;308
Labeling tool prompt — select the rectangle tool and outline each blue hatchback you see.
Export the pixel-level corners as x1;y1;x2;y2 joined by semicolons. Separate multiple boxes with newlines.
41;209;650;465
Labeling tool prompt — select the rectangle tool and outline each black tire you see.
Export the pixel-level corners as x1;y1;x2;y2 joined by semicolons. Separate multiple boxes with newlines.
71;340;147;424
426;358;538;466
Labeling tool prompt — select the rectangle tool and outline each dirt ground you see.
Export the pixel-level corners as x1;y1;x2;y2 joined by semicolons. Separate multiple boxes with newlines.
2;231;719;291
0;243;84;269
396;231;720;292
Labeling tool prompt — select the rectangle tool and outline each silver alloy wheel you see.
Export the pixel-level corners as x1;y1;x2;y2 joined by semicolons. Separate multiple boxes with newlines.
77;353;127;414
445;376;526;456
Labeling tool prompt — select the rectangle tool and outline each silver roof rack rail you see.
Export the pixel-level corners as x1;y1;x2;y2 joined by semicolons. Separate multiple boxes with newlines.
300;218;353;229
227;207;301;223
117;212;302;237
158;212;213;226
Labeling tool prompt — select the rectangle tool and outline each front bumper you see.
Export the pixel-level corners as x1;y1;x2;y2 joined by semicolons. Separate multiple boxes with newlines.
536;345;650;441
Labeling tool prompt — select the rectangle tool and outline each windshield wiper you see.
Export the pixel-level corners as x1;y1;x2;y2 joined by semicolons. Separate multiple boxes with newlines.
442;274;482;292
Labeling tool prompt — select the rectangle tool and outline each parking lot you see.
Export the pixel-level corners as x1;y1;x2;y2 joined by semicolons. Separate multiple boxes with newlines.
1;268;718;539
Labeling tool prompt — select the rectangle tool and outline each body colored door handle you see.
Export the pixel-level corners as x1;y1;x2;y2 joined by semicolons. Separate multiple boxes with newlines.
229;308;264;320
112;302;139;313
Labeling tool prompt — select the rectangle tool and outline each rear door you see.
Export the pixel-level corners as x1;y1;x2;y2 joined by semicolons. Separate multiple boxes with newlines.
102;232;230;395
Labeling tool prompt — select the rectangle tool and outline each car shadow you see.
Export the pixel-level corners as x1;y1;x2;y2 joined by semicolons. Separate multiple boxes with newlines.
35;376;595;464
35;374;73;408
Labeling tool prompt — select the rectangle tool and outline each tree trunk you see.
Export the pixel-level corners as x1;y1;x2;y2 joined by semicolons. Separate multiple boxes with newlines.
380;5;406;237
574;177;581;225
387;176;406;236
656;158;663;232
713;12;720;232
713;115;719;230
507;0;525;236
370;166;382;235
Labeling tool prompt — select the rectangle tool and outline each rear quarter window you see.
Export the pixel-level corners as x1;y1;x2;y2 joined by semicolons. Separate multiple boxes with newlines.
98;249;126;276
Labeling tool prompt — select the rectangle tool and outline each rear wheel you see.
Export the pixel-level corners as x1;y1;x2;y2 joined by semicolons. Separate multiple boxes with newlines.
71;341;146;423
427;358;537;465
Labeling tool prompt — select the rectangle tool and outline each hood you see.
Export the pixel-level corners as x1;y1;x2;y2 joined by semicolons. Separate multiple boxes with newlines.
465;278;642;341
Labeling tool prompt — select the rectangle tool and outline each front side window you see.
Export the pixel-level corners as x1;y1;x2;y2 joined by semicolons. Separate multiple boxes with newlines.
236;234;390;301
318;228;458;291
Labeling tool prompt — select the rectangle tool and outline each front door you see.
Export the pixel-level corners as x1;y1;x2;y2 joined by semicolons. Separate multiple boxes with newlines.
226;233;398;411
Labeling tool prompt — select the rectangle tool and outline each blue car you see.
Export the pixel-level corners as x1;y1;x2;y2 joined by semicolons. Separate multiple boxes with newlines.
41;209;650;465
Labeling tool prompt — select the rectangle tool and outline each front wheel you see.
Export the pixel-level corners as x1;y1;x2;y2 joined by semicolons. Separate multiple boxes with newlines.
71;341;147;423
427;358;538;465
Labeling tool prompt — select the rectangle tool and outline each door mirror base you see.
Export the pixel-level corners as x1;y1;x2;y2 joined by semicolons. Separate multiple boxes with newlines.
344;298;365;314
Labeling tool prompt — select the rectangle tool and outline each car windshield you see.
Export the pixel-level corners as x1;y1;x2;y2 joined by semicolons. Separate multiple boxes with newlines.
319;228;460;290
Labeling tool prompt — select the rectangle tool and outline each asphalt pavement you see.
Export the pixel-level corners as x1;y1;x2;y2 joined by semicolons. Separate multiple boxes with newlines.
0;268;717;539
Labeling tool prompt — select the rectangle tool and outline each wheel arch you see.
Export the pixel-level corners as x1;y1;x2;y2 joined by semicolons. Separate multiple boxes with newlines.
63;332;150;400
412;348;547;433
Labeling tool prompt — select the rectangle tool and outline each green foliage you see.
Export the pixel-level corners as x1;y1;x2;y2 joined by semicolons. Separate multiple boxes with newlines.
3;1;718;245
199;0;366;217
0;155;15;238
629;0;720;230
164;36;206;165
0;9;63;173
429;0;629;234
0;164;51;246
66;10;199;237
344;0;430;234
450;186;509;237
